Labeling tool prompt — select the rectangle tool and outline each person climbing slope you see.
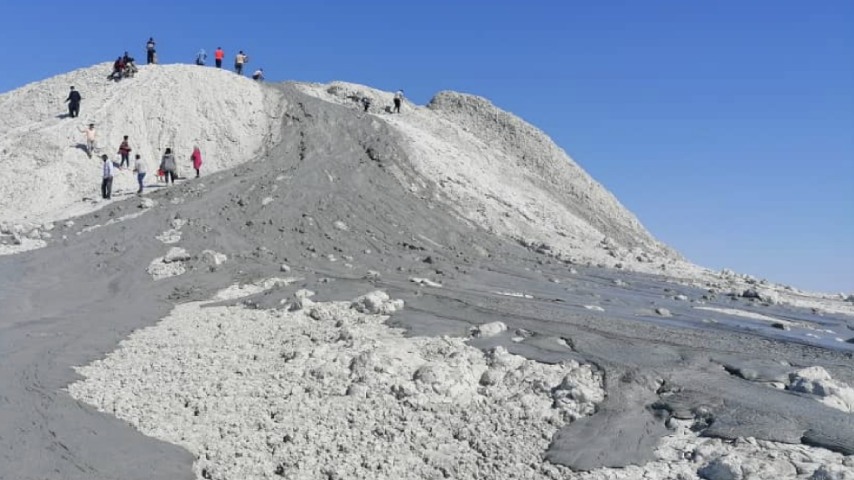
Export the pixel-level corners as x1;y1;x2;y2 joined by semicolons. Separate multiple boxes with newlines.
79;123;96;158
191;146;203;178
146;37;156;64
196;49;207;66
65;86;82;118
214;47;224;68
252;68;264;81
117;135;132;169
159;148;177;185
101;154;115;199
393;89;404;114
132;154;147;194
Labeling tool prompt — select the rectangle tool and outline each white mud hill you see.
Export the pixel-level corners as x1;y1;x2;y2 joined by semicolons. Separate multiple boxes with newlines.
0;63;283;223
297;81;681;273
1;65;853;480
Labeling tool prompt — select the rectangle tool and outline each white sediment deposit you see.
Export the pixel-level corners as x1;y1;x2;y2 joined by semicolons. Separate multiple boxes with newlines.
68;286;854;480
69;288;605;479
0;63;283;224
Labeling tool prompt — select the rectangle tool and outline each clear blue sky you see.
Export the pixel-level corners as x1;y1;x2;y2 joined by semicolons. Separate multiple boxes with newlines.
2;1;852;293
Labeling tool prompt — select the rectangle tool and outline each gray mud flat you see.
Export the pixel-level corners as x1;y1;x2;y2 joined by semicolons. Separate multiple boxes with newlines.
1;84;852;479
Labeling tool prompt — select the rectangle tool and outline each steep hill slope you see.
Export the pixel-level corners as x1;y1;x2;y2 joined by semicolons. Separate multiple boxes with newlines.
0;63;283;223
297;82;680;271
0;64;678;273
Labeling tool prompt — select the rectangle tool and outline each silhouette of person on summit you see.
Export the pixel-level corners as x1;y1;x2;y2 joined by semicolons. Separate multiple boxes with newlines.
196;49;207;66
393;89;404;114
65;86;81;118
146;37;156;64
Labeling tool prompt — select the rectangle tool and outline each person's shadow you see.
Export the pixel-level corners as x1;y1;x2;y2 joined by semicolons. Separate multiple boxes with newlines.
56;113;72;119
73;143;93;157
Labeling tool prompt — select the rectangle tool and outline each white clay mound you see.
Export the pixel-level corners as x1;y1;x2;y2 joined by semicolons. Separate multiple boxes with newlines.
0;63;285;223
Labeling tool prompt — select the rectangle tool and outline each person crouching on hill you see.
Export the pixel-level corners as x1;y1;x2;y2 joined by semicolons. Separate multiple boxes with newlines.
252;68;264;81
160;148;177;185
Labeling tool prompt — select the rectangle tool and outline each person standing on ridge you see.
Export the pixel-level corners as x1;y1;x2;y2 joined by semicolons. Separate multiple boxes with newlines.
361;96;372;113
234;50;247;75
65;86;81;118
79;123;96;158
252;68;264;81
196;48;207;66
191;146;203;178
101;154;115;199
118;135;132;169
133;154;147;194
160;148;177;185
146;37;156;64
214;47;224;68
393;89;404;114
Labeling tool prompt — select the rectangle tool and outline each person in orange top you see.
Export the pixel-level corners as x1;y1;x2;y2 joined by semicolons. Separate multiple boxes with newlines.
214;47;224;68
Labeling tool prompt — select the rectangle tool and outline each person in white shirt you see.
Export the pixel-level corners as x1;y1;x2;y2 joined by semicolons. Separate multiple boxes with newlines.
234;51;247;75
133;154;147;194
79;123;96;158
252;68;264;81
101;154;116;199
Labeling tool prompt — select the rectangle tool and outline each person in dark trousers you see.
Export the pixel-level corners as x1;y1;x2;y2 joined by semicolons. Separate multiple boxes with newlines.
393;89;404;114
361;96;372;113
66;86;81;118
146;37;156;64
118;135;132;168
101;154;115;199
191;146;203;178
196;49;207;66
234;51;247;75
159;148;177;185
214;47;224;68
133;154;146;194
111;56;126;81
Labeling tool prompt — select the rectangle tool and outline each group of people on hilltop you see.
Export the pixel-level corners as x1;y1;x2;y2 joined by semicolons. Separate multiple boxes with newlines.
110;52;138;81
200;46;263;81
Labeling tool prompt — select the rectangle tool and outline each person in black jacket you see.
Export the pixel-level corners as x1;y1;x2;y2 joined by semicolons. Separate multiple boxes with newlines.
65;86;82;118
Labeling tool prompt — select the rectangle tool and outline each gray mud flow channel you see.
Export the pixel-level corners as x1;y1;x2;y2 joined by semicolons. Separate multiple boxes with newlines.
1;84;852;478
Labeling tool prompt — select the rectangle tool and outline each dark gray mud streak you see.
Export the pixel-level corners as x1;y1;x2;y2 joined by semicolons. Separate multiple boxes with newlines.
1;84;852;478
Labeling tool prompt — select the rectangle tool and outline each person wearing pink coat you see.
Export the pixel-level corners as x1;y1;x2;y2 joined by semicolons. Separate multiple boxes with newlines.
191;146;203;178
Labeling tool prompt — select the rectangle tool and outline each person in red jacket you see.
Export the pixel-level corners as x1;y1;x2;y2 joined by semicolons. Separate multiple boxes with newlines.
117;135;132;169
191;146;203;177
214;47;224;68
